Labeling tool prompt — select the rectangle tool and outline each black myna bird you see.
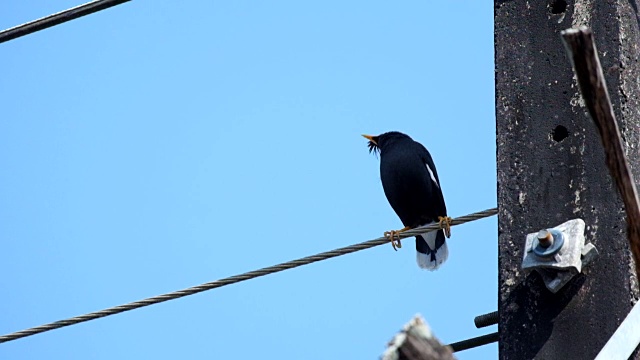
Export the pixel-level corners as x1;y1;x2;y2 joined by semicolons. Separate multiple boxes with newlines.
363;131;452;270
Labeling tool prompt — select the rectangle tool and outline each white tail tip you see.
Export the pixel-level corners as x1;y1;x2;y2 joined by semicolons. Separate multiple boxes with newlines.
416;242;448;271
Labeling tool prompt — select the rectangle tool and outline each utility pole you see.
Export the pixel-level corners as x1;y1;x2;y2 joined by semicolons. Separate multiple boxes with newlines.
495;1;640;359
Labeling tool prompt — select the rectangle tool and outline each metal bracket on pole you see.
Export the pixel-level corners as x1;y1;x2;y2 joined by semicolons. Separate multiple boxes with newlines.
521;219;598;293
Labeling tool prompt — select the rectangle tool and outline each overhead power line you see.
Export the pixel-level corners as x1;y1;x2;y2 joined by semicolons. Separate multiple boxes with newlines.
0;207;497;344
0;0;130;45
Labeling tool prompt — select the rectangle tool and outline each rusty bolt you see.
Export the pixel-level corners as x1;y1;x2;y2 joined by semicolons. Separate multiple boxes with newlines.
537;229;554;248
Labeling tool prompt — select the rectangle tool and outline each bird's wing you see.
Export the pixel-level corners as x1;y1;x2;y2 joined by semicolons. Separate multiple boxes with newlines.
416;143;448;216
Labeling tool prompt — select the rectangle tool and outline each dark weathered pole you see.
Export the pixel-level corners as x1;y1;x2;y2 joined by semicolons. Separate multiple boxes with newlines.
495;1;640;359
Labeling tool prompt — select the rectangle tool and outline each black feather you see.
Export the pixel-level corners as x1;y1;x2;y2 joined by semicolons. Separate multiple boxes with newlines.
367;141;380;155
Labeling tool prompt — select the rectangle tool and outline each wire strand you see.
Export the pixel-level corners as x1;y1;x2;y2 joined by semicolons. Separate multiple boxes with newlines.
0;0;131;44
0;207;497;344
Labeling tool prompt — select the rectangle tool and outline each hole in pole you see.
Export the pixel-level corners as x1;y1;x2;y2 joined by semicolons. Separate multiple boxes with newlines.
550;0;567;14
552;125;569;142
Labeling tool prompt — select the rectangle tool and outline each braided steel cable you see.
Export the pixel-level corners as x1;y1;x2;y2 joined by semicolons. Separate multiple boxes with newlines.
0;0;131;44
0;207;497;344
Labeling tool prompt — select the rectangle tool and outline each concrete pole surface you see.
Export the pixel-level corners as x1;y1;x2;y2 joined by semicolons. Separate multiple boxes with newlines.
495;1;640;359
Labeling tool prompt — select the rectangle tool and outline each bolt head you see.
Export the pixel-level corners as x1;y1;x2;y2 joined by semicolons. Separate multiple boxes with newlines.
537;229;554;248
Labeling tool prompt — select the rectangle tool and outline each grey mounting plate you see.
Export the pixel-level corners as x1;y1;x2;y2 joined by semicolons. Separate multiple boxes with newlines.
521;219;599;293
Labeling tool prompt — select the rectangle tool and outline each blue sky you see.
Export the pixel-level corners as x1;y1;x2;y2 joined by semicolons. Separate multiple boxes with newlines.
0;1;496;359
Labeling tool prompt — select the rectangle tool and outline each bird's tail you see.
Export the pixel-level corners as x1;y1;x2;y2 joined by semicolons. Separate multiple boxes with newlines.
415;225;448;270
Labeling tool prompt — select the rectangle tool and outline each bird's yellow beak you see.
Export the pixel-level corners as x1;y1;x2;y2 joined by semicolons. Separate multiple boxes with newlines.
362;134;377;144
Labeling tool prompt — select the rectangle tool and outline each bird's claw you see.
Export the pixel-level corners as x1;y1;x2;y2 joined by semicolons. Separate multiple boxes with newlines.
438;216;452;238
384;230;403;251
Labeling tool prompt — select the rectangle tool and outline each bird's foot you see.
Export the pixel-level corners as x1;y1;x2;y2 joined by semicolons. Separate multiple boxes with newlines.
438;216;452;238
384;231;402;250
384;226;411;251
